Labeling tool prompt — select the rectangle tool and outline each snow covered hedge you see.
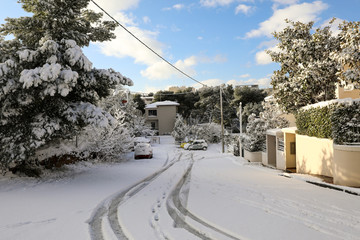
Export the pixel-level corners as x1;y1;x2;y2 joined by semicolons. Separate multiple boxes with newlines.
331;102;360;144
296;99;360;144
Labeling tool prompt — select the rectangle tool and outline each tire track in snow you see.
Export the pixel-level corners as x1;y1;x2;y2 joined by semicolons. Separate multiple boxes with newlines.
88;152;183;240
166;154;242;240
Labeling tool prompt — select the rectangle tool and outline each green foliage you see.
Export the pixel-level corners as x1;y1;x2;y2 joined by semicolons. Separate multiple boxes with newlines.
194;85;236;127
296;106;334;139
296;102;360;144
232;86;266;107
331;102;360;144
153;88;200;119
133;94;146;114
241;102;263;126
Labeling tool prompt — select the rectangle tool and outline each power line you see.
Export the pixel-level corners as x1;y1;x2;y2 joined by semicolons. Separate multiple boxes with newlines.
90;0;206;87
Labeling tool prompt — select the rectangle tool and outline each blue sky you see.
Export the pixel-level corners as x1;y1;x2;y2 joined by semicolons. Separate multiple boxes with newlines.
1;0;360;93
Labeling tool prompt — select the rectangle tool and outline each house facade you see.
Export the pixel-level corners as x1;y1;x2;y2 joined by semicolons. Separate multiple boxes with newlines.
145;101;179;135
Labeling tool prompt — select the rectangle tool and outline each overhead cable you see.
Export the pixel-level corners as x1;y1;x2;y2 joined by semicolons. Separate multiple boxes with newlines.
90;0;206;87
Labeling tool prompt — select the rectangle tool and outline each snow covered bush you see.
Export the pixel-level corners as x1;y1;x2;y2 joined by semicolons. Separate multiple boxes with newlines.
0;0;133;173
331;102;360;144
191;123;222;143
172;114;191;143
243;114;266;152
243;98;289;152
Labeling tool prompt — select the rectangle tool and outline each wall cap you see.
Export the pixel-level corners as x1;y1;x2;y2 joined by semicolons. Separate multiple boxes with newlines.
333;144;360;152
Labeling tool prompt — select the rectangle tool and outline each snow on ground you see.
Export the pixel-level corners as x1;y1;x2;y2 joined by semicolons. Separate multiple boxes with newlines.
0;136;359;240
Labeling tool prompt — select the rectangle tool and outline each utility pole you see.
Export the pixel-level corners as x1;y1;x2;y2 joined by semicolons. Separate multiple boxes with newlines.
239;102;242;157
220;87;224;153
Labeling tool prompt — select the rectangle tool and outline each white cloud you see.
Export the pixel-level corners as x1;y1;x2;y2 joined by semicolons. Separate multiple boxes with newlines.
143;85;170;94
226;79;239;85
200;0;235;8
255;50;272;65
245;1;328;38
96;26;163;66
192;78;225;88
255;42;280;65
239;74;251;78
141;56;198;80
227;77;271;86
197;36;203;40
143;16;151;24
272;0;299;5
163;3;185;11
235;4;252;15
88;0;140;14
173;4;185;10
321;18;344;36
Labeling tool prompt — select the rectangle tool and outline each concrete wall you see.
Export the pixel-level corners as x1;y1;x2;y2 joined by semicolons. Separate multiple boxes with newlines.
266;135;277;167
333;144;360;187
262;152;267;166
276;150;286;170
157;105;177;135
296;134;334;177
244;150;262;162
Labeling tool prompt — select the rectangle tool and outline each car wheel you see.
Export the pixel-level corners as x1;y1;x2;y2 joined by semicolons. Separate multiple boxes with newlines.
203;147;207;150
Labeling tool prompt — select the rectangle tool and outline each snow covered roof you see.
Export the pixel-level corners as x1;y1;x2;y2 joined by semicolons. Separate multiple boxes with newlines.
134;137;150;143
145;100;180;109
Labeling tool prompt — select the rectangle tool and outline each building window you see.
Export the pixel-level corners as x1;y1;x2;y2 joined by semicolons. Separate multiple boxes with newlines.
148;110;157;116
151;122;156;130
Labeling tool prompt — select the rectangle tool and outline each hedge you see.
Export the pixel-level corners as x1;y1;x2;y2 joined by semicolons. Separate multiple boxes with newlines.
331;102;360;144
296;105;334;139
296;101;360;145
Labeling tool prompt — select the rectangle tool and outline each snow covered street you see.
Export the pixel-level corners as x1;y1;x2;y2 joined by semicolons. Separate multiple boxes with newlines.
1;136;360;240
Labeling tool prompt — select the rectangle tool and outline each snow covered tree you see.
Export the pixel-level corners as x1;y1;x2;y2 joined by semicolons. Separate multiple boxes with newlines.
267;19;339;113
330;21;360;85
133;94;146;114
0;0;133;172
172;114;190;143
77;87;153;161
194;85;235;126
243;97;289;152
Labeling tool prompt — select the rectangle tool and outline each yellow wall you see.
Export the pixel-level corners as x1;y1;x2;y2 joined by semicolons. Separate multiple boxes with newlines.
296;134;334;177
285;133;296;169
157;105;177;135
336;84;360;99
333;144;360;187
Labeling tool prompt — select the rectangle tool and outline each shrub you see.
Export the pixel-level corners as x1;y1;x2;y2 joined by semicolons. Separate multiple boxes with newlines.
296;100;360;145
296;105;334;139
331;102;360;144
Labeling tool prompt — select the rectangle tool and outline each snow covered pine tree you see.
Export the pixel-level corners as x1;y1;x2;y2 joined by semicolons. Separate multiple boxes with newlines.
0;0;133;174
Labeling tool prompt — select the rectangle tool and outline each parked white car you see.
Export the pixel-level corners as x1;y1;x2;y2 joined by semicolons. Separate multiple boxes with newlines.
134;143;153;159
186;139;208;150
